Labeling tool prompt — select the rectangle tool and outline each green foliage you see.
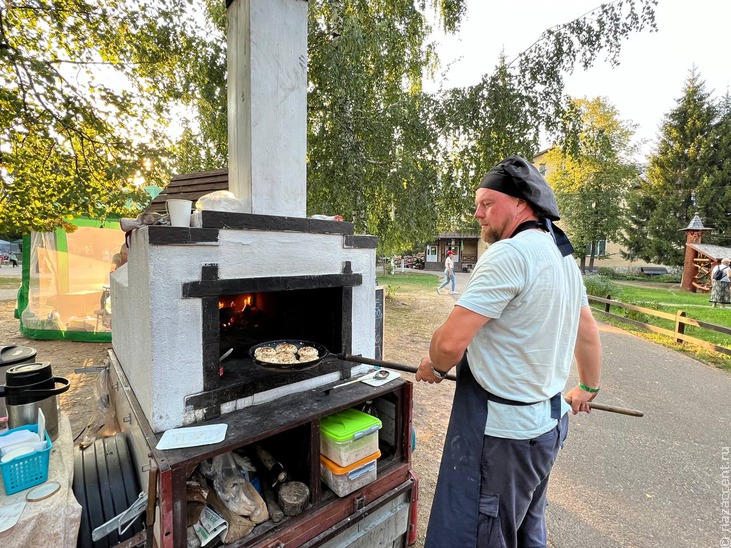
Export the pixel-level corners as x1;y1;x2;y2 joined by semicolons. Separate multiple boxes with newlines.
582;274;618;299
0;0;659;254
0;0;192;233
694;91;731;248
307;1;447;256
544;97;639;270
622;68;719;265
428;2;656;235
596;267;620;278
512;0;657;135
435;56;539;232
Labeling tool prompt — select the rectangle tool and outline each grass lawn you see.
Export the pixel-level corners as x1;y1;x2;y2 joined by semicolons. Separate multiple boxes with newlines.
0;276;20;289
377;273;437;294
595;282;731;368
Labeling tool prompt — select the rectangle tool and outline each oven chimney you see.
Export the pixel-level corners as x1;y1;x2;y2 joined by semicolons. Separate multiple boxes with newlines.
226;0;307;217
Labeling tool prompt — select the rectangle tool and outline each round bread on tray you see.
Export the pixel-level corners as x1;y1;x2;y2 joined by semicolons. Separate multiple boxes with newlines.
297;346;319;360
275;342;298;354
254;346;277;360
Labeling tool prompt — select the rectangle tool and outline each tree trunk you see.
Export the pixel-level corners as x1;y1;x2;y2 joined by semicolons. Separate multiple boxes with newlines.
579;253;587;274
589;241;596;272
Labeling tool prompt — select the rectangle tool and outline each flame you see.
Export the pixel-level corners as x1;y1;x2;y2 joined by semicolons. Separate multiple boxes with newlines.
219;294;254;313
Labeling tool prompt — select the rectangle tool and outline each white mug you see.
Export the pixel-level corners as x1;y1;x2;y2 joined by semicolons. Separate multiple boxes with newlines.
166;199;193;227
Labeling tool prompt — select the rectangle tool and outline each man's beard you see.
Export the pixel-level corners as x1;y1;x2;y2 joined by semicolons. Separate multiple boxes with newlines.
481;224;503;244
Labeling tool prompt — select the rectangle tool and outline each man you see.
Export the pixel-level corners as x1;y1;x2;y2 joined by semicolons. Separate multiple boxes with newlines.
417;156;602;548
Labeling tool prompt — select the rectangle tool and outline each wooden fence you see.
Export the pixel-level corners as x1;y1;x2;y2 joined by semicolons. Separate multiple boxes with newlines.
589;295;731;358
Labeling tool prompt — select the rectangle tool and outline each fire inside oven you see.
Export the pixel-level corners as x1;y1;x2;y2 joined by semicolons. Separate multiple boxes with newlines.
218;287;344;356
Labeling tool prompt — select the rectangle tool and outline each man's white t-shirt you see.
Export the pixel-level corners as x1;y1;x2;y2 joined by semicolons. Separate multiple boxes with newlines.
456;229;588;439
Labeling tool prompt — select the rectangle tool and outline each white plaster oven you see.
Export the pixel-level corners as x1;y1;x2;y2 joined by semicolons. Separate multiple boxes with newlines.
110;214;377;432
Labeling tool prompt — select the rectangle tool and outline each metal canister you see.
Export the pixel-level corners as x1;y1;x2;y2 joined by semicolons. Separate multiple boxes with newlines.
1;362;70;441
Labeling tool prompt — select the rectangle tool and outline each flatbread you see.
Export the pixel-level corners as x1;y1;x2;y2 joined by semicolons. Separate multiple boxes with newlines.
297;347;319;360
254;346;277;359
275;343;298;354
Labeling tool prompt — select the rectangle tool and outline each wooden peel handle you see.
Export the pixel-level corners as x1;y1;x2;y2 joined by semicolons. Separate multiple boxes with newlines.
581;401;644;417
338;354;643;417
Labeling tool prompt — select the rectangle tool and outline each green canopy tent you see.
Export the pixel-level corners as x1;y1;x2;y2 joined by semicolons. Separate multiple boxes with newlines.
14;218;125;342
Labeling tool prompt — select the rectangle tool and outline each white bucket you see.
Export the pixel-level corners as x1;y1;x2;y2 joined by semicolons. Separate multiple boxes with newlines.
166;199;192;227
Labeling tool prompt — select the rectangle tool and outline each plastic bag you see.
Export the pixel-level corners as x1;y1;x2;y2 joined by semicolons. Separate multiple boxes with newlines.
199;452;258;516
195;191;246;213
77;364;118;448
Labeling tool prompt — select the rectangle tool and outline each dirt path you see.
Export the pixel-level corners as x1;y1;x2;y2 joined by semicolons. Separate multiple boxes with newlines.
379;272;458;547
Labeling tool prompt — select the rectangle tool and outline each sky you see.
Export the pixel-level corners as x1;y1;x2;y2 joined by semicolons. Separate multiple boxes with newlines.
424;0;731;160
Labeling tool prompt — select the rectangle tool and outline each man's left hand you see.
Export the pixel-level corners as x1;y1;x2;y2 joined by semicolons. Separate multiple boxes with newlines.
565;385;597;414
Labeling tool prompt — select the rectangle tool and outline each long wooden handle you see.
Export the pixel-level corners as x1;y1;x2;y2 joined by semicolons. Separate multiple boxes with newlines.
338;353;458;380
581;401;644;417
338;353;643;417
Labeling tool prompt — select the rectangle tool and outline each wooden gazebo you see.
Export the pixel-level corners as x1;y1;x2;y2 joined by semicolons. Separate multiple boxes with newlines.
681;215;731;292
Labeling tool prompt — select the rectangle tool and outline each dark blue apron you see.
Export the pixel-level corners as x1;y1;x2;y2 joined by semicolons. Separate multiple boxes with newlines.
424;354;561;547
424;355;488;548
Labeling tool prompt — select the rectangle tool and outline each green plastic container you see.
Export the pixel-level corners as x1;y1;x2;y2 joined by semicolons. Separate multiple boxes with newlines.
320;408;382;467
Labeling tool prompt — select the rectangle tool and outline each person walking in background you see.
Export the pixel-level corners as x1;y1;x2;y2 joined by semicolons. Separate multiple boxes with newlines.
436;250;457;294
710;258;730;308
417;156;602;548
8;253;17;267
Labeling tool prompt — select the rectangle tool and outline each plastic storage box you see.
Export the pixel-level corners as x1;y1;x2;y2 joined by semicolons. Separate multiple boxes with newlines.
320;408;382;467
0;424;52;495
321;450;381;497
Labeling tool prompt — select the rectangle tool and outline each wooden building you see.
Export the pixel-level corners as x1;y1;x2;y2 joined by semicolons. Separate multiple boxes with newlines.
681;215;731;292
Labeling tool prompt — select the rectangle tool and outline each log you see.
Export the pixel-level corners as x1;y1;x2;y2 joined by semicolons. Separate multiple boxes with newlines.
278;481;310;517
262;482;285;523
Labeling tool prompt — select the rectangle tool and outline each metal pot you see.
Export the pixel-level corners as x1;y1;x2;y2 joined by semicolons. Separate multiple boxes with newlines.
0;362;70;441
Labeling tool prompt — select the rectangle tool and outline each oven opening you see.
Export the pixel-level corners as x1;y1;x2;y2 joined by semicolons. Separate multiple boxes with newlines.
219;287;344;357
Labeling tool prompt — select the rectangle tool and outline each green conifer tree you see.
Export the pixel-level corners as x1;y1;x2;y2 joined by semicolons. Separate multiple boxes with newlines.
622;68;716;265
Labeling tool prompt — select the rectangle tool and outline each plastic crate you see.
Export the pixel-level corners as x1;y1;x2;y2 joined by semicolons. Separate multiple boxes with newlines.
321;450;381;497
0;424;52;495
320;408;382;467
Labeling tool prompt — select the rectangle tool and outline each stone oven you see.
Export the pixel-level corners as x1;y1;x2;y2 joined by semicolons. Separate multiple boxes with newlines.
110;0;378;433
111;213;377;432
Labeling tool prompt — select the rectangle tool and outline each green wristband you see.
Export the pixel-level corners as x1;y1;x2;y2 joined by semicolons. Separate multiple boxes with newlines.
579;383;600;393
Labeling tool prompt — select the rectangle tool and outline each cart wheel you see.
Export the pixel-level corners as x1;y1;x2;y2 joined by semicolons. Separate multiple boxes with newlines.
73;433;143;548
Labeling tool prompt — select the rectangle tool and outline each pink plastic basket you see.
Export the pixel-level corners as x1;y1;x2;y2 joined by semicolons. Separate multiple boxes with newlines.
0;424;52;495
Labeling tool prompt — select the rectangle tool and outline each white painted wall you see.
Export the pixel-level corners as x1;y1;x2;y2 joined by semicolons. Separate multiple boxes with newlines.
227;0;308;217
112;226;376;432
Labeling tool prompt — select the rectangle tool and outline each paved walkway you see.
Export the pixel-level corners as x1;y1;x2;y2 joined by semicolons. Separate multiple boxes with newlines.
547;323;729;547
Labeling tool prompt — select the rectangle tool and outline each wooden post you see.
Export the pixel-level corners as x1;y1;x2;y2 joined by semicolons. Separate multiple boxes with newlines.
605;295;611;314
675;310;687;344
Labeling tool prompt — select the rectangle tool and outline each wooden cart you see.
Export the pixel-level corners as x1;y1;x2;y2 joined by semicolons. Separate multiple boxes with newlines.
106;350;417;547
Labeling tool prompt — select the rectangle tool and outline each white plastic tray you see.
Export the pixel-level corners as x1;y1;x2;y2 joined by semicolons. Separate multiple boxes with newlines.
362;370;400;387
156;424;228;450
